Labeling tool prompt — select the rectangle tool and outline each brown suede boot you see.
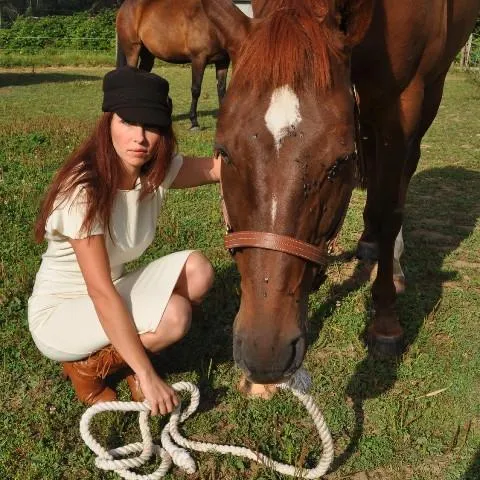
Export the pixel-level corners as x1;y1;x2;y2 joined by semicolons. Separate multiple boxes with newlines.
61;345;128;405
125;373;145;402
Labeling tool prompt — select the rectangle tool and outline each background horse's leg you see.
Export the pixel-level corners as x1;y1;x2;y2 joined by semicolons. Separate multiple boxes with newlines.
189;56;207;130
138;46;155;71
116;40;141;68
215;58;230;106
116;33;128;67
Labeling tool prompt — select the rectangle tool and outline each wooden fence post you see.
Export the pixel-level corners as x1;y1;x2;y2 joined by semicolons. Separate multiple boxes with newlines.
460;34;473;68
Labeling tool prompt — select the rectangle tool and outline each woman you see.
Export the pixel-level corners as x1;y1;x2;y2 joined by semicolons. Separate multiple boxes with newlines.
28;66;221;415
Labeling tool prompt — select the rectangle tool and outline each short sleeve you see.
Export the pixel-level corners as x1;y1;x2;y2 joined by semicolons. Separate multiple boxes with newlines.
45;188;104;240
161;153;184;190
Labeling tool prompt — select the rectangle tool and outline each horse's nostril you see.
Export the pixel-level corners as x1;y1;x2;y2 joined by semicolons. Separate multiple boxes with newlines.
286;335;306;376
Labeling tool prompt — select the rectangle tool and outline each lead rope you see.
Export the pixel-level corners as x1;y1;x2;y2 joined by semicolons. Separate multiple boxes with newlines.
79;368;334;480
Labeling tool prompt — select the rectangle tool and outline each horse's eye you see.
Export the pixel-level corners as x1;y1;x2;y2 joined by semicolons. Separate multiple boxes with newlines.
215;146;231;165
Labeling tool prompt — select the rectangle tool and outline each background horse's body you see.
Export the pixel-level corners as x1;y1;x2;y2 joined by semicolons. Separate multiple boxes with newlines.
116;0;229;129
201;0;480;384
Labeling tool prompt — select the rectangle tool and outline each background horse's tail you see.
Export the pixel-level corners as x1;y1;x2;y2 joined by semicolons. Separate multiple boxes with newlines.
116;31;127;68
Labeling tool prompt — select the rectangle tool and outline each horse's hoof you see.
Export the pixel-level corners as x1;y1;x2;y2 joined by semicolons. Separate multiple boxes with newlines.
366;331;404;358
189;125;201;132
238;375;277;400
356;240;379;261
393;274;406;294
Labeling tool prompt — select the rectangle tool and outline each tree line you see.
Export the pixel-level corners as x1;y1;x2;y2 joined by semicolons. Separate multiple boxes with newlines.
0;0;122;26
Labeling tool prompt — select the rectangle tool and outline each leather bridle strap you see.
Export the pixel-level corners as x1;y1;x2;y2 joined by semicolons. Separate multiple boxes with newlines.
224;231;328;265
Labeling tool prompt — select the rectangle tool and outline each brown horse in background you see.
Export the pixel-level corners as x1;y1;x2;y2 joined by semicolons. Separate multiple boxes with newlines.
200;0;480;386
116;0;230;129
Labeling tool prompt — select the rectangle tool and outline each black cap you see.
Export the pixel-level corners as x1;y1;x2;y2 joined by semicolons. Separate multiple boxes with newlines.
102;66;173;128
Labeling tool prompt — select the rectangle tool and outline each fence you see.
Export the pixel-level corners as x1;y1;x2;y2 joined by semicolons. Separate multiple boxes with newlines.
459;32;480;69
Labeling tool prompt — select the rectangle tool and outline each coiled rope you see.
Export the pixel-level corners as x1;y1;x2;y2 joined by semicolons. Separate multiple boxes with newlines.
79;368;334;479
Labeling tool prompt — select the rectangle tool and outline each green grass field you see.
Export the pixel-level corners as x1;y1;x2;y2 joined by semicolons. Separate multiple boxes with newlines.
0;66;479;480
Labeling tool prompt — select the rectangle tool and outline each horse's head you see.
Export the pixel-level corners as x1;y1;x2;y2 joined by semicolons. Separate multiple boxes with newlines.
202;0;373;383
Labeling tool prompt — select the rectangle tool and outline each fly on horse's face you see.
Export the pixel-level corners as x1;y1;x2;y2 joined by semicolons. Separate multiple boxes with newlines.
202;0;373;384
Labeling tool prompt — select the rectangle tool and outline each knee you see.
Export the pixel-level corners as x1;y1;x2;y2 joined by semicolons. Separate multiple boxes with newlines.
185;252;215;303
163;295;192;341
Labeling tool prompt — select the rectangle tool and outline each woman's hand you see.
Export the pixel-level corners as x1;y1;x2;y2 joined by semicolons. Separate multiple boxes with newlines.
137;369;179;415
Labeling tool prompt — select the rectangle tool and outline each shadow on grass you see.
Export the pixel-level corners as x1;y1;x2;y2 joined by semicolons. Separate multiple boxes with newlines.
0;72;100;87
462;449;480;480
307;166;480;472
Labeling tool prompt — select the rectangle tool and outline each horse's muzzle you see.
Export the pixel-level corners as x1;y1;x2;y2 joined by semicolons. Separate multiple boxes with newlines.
233;332;306;384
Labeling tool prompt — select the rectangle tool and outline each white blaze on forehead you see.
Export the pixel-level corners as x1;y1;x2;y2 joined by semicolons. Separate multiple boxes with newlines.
271;194;278;225
264;85;302;152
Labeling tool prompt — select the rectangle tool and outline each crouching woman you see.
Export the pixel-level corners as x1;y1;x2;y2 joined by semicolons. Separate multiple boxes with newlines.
28;67;221;415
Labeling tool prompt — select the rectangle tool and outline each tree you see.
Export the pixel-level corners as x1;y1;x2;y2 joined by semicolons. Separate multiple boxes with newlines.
0;0;18;27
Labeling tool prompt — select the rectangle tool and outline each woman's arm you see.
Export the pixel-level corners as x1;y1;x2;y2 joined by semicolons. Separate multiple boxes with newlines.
69;235;178;414
170;154;221;189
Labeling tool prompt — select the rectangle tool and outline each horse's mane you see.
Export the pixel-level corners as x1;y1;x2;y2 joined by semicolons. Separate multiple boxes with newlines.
232;0;345;94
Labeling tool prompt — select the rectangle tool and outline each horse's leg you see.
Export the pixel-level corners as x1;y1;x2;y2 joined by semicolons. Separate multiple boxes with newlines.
189;57;207;130
392;227;406;294
116;19;141;68
366;80;426;356
391;71;449;295
215;58;230;105
116;33;128;67
117;42;141;68
357;75;443;295
138;46;155;72
357;123;380;261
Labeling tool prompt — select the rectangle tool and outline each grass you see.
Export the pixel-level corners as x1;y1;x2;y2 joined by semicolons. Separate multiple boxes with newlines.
0;66;479;480
0;49;117;68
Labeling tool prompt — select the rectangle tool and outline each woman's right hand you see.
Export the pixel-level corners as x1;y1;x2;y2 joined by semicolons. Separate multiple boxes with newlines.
137;369;179;415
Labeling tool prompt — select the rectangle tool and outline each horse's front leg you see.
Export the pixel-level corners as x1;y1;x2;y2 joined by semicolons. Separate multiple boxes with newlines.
368;191;404;356
366;84;425;356
189;56;207;130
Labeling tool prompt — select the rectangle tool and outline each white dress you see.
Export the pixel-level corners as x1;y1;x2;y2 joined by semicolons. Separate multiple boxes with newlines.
28;154;195;361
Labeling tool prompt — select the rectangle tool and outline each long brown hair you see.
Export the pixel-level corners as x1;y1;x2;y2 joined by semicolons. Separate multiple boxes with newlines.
34;112;177;242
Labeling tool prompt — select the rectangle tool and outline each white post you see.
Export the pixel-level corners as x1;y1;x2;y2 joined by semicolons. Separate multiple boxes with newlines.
460;34;473;69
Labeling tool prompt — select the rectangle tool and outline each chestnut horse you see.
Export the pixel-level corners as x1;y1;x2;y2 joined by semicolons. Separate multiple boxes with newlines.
116;0;230;129
201;0;480;384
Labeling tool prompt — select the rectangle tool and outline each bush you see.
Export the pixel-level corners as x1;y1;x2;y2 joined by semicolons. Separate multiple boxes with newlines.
0;9;116;53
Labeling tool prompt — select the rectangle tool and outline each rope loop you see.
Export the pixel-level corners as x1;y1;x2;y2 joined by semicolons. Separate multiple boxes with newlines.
80;368;334;479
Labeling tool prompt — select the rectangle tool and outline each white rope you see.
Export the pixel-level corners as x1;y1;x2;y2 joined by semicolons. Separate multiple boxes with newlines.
79;368;334;479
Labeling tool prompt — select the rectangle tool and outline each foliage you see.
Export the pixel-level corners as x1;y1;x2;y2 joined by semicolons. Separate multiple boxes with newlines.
0;8;115;51
0;0;120;19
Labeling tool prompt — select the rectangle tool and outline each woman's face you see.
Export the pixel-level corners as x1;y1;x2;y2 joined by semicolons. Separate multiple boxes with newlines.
110;113;161;177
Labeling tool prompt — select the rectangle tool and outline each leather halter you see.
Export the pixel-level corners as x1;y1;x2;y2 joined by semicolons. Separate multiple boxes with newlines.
220;181;328;266
220;86;360;267
224;231;328;265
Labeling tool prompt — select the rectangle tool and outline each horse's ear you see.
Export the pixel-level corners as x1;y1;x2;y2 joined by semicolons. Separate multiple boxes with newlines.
336;0;374;47
201;0;253;60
